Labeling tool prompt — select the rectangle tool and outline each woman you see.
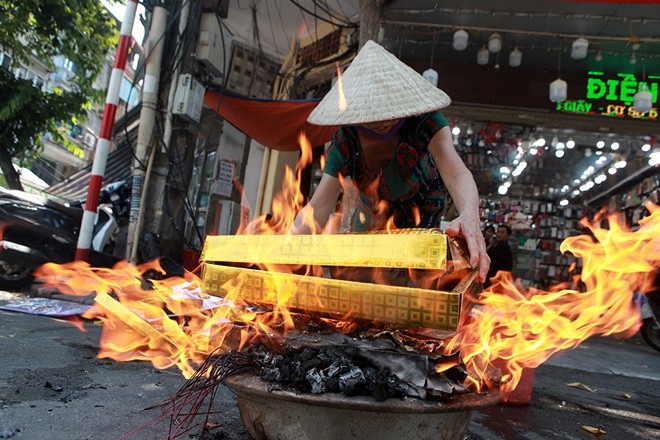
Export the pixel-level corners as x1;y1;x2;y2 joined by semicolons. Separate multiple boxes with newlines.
291;40;490;283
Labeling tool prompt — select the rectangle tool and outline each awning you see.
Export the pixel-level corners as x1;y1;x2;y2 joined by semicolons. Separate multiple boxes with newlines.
45;142;134;201
204;91;339;151
45;92;336;200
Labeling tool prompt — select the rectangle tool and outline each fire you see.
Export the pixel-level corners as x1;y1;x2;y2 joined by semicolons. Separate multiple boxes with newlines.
35;259;242;377
447;204;660;392
34;134;321;378
33;135;659;396
336;63;347;112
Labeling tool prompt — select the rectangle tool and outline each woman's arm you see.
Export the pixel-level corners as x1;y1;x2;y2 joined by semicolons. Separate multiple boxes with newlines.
428;126;491;282
289;173;343;234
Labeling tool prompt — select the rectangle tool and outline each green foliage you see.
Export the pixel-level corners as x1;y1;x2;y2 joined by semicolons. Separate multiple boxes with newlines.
0;0;121;180
0;0;120;95
0;68;83;160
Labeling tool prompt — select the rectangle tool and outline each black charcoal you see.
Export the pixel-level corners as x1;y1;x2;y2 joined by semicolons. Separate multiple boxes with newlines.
306;369;326;394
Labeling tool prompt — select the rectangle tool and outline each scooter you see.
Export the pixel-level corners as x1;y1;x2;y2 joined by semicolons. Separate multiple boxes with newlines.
639;285;660;353
0;183;125;290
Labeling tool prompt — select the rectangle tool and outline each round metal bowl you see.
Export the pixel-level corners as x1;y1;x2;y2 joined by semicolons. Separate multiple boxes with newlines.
224;372;501;440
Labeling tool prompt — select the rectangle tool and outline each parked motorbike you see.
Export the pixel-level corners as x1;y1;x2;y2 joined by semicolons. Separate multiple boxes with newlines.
639;271;660;352
0;182;128;290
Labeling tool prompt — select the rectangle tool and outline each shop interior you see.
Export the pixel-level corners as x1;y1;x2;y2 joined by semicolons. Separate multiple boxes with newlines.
370;1;660;288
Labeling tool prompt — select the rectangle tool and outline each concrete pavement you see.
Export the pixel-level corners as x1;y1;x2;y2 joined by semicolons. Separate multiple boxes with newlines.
469;336;660;440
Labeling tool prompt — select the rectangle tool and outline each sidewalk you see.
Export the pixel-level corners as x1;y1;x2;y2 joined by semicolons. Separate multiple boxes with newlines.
469;336;660;440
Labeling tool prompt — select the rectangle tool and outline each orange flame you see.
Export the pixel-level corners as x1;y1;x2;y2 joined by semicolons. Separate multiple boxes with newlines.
336;63;347;112
447;204;660;392
34;134;322;378
35;259;244;378
32;127;660;396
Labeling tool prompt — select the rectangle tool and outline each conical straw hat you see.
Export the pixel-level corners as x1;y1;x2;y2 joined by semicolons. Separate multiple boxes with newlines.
307;40;451;126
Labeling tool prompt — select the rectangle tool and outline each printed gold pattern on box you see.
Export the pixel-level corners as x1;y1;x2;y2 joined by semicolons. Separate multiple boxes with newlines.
202;265;461;330
201;229;448;269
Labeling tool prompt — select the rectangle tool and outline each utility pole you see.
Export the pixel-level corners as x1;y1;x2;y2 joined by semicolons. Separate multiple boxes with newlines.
75;0;138;261
359;0;385;48
126;0;170;262
138;0;201;263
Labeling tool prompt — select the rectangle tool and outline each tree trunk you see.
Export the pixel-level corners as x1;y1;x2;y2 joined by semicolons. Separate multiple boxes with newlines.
0;144;24;191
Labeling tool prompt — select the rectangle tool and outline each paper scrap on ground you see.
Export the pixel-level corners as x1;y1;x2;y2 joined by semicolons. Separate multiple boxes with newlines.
566;382;596;392
0;297;91;317
581;425;606;436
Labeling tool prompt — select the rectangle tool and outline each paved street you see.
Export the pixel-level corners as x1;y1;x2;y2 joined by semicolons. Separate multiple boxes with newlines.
469;336;660;440
0;290;658;440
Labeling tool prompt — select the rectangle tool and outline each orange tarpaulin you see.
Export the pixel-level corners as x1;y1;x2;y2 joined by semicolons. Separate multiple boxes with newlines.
204;90;340;152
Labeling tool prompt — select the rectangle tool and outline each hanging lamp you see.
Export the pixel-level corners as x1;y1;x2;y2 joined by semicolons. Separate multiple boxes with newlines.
488;33;502;53
509;47;522;67
477;45;489;65
422;31;438;87
571;38;589;59
633;59;653;114
550;40;567;103
453;29;468;51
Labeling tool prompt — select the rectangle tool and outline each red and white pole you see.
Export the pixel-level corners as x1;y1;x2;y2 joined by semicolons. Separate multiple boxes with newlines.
75;0;138;261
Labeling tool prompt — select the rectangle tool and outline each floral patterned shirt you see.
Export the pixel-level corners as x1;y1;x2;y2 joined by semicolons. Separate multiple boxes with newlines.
324;112;449;231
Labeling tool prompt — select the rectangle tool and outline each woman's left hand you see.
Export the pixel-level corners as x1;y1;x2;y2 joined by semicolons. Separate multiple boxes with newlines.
445;213;491;283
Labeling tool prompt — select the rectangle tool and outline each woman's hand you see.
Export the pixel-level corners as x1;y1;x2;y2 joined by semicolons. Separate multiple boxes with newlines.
289;173;342;235
428;127;490;283
445;212;491;283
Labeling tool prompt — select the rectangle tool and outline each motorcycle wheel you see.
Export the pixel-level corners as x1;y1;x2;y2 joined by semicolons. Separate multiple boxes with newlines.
0;259;34;290
641;318;660;353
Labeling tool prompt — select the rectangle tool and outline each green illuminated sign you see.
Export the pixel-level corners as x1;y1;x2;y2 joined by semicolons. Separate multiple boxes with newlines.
556;71;658;120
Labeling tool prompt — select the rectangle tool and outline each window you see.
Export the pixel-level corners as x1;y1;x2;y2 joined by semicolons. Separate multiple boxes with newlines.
15;67;26;79
130;52;140;70
1;53;12;69
297;30;342;65
119;76;140;109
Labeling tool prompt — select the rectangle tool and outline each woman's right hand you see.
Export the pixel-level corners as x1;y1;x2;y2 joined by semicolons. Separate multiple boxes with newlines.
289;173;342;235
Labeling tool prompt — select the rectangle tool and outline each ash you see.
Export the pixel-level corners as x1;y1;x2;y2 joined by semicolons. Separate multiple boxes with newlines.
249;327;470;401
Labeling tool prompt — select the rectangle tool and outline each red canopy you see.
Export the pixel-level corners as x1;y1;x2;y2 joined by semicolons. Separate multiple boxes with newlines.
562;1;655;3
204;91;340;152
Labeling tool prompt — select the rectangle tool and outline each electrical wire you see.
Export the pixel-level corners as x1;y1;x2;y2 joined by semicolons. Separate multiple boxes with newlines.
117;0;192;172
288;0;357;29
313;0;356;27
118;0;363;252
263;1;284;59
274;0;292;45
114;0;206;252
155;5;235;251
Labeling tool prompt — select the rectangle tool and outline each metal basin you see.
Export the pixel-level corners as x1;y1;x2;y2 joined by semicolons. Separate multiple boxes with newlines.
225;372;501;440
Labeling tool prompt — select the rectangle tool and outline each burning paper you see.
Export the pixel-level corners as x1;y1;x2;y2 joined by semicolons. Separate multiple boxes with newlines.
201;229;477;331
31;132;660;426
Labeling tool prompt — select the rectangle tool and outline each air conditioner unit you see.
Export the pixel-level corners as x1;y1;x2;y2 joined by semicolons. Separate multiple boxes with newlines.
172;73;205;123
196;13;232;78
